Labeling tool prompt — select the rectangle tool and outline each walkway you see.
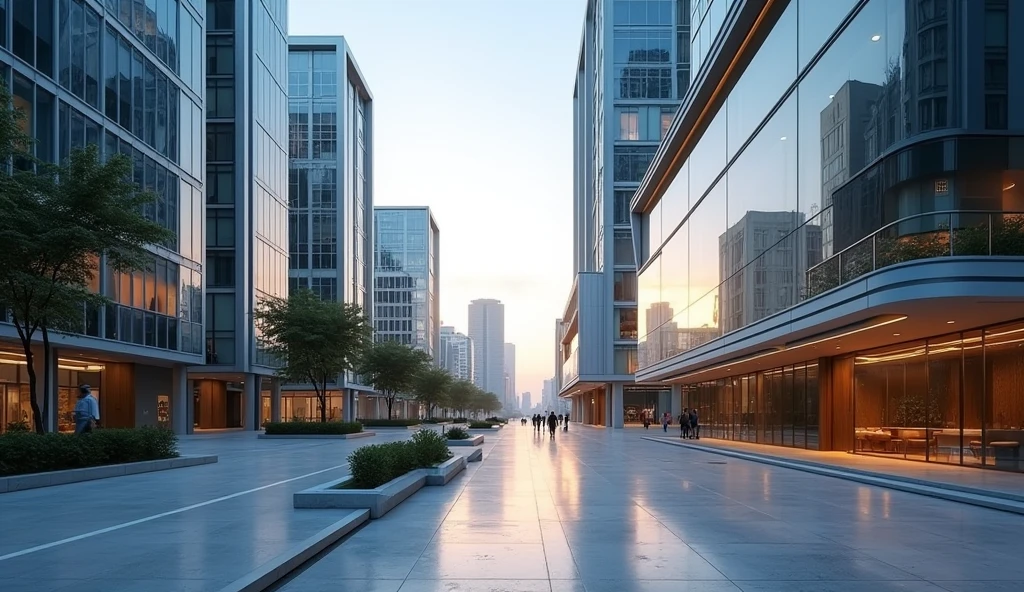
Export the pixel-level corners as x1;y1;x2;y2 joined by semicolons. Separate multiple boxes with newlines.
0;430;414;592
280;424;1024;592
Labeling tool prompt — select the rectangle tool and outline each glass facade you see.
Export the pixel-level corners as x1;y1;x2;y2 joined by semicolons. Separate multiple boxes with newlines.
0;0;204;356
288;42;372;316
205;0;289;368
374;208;441;359
854;321;1024;472
639;0;1023;371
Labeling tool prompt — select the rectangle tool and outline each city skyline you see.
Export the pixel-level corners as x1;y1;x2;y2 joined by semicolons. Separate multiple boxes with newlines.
288;0;580;399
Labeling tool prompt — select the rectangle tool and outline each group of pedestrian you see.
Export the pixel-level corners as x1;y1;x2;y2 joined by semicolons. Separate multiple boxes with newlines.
679;407;700;439
530;412;568;437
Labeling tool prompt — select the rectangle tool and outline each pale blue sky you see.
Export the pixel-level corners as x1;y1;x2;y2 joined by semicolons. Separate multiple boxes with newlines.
289;0;584;400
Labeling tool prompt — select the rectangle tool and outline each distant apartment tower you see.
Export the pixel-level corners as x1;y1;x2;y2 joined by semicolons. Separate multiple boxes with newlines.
200;0;290;430
503;343;516;411
521;392;532;413
373;207;440;358
285;36;374;422
468;299;505;398
439;326;474;382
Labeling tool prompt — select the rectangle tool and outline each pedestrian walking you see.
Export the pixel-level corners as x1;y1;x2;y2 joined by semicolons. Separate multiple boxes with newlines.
689;408;700;439
643;411;651;430
547;411;558;438
74;384;100;434
680;408;690;438
661;411;670;432
563;413;569;431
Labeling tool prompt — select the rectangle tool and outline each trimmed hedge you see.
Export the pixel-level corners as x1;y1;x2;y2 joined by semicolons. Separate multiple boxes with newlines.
421;418;443;424
445;426;470;440
485;417;508;424
347;429;452;488
264;421;363;435
468;421;494;429
0;427;178;477
359;419;421;427
451;417;468;424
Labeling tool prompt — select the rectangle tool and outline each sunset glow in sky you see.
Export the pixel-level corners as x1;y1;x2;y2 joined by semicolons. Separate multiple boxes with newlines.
289;0;583;398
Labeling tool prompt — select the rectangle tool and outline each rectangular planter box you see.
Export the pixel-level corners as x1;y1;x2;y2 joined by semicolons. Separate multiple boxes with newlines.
361;425;423;430
294;470;426;518
424;455;467;486
257;431;375;440
0;455;218;494
447;434;484;446
466;448;484;462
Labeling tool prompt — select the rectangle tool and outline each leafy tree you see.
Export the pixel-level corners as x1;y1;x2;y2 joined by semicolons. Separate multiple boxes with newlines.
358;340;431;419
255;289;371;422
0;83;171;433
413;365;451;419
447;379;477;417
472;391;503;417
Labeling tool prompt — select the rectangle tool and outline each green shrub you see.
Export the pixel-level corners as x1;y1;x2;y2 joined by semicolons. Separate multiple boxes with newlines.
5;420;30;433
445;426;470;440
451;417;468;424
347;432;452;488
359;419;421;427
264;421;363;435
421;418;443;424
0;427;178;477
468;421;494;429
411;428;452;466
485;416;507;424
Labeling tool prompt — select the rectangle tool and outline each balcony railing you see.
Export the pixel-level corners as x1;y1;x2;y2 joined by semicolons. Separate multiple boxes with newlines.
562;347;579;386
807;210;1024;298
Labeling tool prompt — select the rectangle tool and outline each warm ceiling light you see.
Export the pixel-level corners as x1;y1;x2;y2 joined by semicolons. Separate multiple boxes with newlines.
1004;183;1016;191
871;34;881;42
893;333;901;336
947;320;955;324
835;346;841;349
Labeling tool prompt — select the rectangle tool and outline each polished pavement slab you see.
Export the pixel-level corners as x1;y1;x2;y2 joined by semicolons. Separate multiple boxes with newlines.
279;423;1024;592
0;430;418;592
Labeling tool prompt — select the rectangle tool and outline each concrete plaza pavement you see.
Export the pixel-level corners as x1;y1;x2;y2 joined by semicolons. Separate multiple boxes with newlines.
0;430;419;592
280;423;1024;592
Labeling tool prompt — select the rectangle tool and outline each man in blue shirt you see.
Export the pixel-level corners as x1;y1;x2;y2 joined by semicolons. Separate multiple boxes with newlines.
74;384;100;434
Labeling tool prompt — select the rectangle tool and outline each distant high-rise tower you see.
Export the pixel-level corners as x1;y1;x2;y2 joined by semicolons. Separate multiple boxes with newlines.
467;299;505;400
503;343;516;412
373;207;441;359
439;326;474;382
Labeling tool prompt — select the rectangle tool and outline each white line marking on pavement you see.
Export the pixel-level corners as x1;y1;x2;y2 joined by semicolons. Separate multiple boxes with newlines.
0;463;348;562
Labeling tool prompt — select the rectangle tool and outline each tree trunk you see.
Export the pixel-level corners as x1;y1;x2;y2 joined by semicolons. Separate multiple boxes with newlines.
42;326;52;431
319;374;327;423
23;344;44;434
385;394;394;420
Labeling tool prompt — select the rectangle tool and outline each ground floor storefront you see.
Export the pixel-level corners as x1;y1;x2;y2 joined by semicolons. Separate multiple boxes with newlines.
0;347;191;434
564;383;675;428
256;391;422;424
680;319;1024;472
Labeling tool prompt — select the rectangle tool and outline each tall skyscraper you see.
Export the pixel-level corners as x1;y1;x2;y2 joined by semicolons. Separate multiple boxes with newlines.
373;207;440;359
556;0;689;427
0;1;204;434
503;342;516;412
521;392;532;414
199;0;289;430
439;326;474;382
284;36;374;422
467;299;504;400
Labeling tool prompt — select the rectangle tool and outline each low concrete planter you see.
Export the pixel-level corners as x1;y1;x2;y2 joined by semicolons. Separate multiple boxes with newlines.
424;455;467;486
295;470;426;518
467;425;501;432
258;431;375;440
0;455;218;494
447;434;484;446
466;448;484;462
362;425;422;431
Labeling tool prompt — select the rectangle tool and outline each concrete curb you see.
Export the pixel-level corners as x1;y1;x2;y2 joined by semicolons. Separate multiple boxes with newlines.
643;437;1024;515
447;434;484;446
215;509;369;592
0;455;218;494
257;432;375;440
360;425;423;430
294;471;427;518
424;455;467;486
466;448;484;462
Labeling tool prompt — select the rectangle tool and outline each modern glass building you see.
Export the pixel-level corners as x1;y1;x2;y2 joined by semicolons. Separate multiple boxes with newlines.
632;0;1024;471
439;326;474;383
0;0;204;434
192;0;288;430
468;298;505;403
558;0;691;427
373;206;440;358
284;36;374;422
